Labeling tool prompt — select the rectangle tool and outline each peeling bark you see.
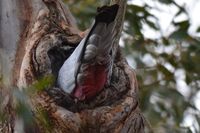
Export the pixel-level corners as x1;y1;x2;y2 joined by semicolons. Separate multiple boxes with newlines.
0;0;146;132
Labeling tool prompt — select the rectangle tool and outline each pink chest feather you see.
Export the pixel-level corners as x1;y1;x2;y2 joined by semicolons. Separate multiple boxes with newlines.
73;65;107;100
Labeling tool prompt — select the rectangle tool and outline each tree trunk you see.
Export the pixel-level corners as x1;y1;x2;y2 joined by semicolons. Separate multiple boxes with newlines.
0;0;147;132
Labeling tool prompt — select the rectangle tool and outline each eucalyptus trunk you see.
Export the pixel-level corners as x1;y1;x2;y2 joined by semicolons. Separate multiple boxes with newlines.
0;0;147;132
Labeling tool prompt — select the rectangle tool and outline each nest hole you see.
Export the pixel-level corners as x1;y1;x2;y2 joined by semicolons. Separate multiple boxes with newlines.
46;43;130;113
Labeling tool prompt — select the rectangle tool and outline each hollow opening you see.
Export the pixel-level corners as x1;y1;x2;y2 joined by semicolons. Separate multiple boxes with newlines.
46;42;129;113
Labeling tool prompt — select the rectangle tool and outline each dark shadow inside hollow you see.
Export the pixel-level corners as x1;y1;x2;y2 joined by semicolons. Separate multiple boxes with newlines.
47;45;75;79
47;40;79;112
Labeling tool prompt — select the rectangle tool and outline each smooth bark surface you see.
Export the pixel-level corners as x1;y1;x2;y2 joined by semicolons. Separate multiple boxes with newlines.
0;0;146;132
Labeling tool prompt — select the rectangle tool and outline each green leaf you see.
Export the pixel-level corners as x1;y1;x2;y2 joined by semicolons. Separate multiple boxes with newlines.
173;20;190;30
196;26;200;32
169;29;188;41
13;90;33;124
157;64;173;80
32;75;55;91
158;0;172;4
146;20;159;30
127;5;146;13
162;37;170;45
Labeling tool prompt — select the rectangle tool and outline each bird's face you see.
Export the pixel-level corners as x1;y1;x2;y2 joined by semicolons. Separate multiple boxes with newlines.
57;4;119;101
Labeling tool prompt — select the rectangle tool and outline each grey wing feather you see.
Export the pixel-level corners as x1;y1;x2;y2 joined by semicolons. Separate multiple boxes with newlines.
57;38;86;93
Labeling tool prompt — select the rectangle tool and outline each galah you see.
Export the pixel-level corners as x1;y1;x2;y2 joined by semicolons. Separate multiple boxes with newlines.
57;4;119;101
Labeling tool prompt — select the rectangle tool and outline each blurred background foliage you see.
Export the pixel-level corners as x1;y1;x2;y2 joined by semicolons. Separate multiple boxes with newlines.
64;0;200;132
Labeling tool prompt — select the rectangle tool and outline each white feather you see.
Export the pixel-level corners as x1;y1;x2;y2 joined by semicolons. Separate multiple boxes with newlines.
57;38;86;93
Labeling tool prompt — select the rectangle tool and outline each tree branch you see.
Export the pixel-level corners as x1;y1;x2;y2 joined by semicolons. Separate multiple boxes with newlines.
0;0;146;132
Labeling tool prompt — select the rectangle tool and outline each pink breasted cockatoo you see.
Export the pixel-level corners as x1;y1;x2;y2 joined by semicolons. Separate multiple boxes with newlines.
57;4;119;101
